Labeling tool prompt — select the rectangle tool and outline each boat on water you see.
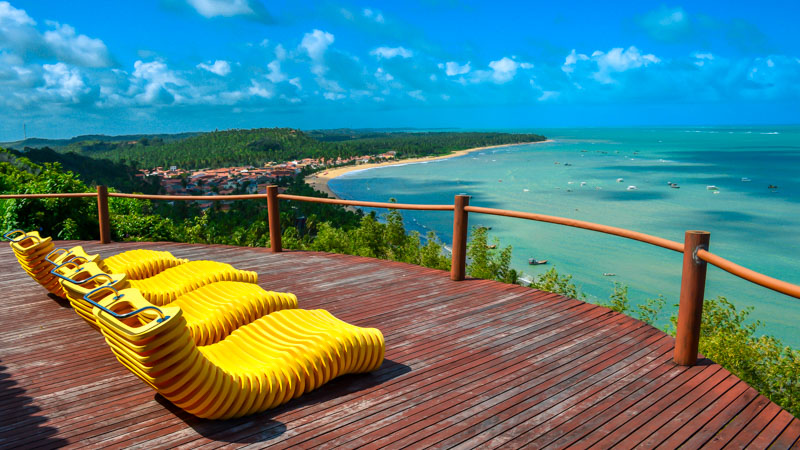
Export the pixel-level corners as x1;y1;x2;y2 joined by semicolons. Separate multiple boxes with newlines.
741;177;752;182
627;185;638;190
528;258;548;265
707;185;719;190
603;273;616;276
768;184;779;189
616;178;624;183
669;182;680;189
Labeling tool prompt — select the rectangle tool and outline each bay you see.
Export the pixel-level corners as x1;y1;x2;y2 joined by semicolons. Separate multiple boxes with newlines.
329;126;800;347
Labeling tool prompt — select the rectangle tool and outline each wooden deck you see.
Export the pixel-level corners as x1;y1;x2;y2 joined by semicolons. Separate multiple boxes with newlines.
0;241;798;449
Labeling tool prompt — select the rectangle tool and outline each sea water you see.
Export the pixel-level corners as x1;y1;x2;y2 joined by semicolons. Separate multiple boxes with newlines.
329;126;800;347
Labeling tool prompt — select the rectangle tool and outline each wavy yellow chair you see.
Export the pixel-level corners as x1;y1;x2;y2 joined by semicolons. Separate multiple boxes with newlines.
4;229;187;295
5;230;65;296
89;286;385;419
54;258;257;306
55;263;292;343
44;244;186;280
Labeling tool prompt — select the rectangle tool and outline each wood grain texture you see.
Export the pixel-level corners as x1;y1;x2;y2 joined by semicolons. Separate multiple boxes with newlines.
0;241;797;449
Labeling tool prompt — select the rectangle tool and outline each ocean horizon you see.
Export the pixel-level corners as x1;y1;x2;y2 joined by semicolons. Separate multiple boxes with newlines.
329;125;800;347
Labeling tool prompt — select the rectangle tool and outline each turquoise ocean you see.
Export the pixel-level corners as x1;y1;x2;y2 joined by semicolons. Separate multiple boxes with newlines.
329;126;800;347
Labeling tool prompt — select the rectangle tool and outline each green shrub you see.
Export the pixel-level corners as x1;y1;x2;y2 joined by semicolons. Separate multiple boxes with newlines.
529;267;584;299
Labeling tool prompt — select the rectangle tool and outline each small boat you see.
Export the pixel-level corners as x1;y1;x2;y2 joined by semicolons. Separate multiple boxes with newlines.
523;188;529;192
706;185;719;190
528;258;548;265
768;184;778;189
627;185;638;190
669;182;680;189
580;182;587;186
741;178;751;182
564;163;572;166
616;178;624;183
603;273;616;276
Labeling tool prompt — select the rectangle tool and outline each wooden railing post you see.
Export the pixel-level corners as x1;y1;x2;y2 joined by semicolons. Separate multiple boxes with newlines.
267;185;282;253
96;185;110;244
674;230;711;366
450;195;470;281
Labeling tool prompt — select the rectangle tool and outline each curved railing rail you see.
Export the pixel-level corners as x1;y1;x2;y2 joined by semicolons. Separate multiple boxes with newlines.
2;185;798;366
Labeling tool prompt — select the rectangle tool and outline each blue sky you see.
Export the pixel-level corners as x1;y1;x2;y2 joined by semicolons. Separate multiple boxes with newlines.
1;0;798;140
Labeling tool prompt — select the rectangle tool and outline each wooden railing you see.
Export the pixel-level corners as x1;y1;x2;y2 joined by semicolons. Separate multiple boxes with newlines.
3;185;799;367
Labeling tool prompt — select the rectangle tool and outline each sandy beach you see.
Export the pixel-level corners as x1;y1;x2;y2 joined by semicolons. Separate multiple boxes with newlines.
305;140;552;198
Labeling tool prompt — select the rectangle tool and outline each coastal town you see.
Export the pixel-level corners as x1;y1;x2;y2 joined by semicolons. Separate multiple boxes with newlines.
137;151;397;199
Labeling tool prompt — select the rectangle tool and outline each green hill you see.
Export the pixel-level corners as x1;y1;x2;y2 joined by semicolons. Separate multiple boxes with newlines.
8;128;546;170
2;132;201;151
1;147;159;193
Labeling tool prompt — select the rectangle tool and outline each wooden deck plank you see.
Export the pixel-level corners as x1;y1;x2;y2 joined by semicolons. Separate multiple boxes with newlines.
0;241;797;449
724;402;783;449
771;418;800;449
305;315;652;449
749;410;795;449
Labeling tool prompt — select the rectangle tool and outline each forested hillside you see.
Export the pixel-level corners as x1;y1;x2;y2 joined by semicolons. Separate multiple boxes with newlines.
3;147;159;194
8;128;546;170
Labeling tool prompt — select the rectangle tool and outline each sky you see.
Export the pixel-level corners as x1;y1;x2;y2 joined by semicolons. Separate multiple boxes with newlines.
1;0;799;140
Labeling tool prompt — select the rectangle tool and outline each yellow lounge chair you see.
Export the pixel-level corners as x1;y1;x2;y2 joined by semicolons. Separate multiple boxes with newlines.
56;263;291;344
5;229;187;295
90;286;385;419
6;230;67;296
54;257;258;307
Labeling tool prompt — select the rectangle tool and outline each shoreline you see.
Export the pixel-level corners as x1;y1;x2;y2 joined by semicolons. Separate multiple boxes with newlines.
305;140;553;199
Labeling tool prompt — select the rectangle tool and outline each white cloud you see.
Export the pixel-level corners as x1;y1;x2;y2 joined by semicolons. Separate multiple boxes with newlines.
301;29;334;76
197;60;231;76
445;61;471;76
693;52;714;67
39;63;87;102
563;47;660;84
132;60;186;104
266;60;287;83
520;62;534;69
562;49;589;73
408;90;424;100
248;79;274;98
374;67;394;82
592;47;660;83
488;57;519;83
371;46;412;59
0;1;35;26
323;92;345;100
275;44;287;61
637;6;691;42
289;77;302;89
538;90;559;101
363;8;385;24
301;29;334;61
186;0;253;18
43;22;112;68
340;8;354;20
